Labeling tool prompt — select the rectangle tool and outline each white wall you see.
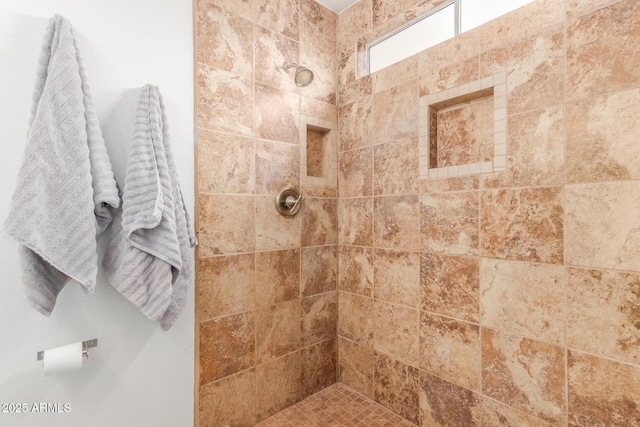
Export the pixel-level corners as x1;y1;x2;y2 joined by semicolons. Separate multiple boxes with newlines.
0;1;194;426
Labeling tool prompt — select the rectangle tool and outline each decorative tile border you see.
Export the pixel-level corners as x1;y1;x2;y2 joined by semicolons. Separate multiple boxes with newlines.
419;72;507;179
300;114;338;188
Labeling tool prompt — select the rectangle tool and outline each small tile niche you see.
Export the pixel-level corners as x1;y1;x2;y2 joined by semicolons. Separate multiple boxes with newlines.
419;72;507;179
300;115;337;188
306;125;330;177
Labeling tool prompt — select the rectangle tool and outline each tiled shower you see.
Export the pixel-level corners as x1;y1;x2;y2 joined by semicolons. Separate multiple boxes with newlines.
195;0;640;426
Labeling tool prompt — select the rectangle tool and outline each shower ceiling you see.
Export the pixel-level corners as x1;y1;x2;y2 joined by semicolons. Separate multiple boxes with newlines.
316;0;358;13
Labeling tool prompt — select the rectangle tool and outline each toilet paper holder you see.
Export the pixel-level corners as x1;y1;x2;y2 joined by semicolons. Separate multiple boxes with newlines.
37;339;98;361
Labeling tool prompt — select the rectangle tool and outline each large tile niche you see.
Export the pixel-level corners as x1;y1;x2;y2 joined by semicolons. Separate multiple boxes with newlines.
419;73;507;179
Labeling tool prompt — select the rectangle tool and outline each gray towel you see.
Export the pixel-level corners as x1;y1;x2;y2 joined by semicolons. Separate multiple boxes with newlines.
3;15;120;315
103;84;197;330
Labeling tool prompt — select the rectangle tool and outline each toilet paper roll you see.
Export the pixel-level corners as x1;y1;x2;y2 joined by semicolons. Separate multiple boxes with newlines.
43;342;83;376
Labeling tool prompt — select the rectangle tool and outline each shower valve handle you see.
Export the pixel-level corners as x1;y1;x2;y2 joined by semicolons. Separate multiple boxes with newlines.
284;194;301;210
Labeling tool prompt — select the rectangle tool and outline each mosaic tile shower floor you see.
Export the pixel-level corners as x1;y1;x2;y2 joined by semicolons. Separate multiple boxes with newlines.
254;383;417;427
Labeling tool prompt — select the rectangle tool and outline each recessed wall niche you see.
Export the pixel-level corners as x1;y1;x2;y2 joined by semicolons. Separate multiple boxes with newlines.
306;125;329;177
419;72;507;179
300;115;337;188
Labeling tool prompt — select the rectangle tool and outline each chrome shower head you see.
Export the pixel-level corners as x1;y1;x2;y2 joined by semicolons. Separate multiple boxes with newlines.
282;61;314;87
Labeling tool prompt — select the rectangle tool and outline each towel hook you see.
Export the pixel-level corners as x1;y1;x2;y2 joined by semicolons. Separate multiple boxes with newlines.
275;187;301;217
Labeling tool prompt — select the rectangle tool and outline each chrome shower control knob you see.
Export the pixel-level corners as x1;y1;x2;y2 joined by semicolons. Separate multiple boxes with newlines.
275;187;302;217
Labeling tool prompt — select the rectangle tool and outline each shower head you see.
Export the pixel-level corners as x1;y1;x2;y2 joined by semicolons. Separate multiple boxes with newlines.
282;61;314;87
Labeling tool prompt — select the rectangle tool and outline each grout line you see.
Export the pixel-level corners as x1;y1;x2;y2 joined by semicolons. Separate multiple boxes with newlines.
562;1;570;423
477;177;484;423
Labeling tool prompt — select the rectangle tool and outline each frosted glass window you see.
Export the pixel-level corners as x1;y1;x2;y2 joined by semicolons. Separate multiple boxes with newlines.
367;0;535;74
461;0;534;32
369;3;455;74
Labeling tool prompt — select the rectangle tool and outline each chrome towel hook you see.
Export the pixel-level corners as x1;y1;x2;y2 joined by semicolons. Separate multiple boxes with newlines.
275;187;301;217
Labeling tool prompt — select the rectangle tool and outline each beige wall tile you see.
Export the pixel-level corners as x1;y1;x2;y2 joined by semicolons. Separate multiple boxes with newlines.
418;30;480;97
568;349;640;425
420;313;481;391
301;292;337;346
421;253;480;322
255;0;299;41
338;337;374;398
198;0;255;18
373;80;419;143
477;0;564;51
255;26;299;92
300;338;337;397
420;191;479;256
254;83;300;144
301;246;337;296
198;130;255;194
199;369;257;427
565;181;640;271
374;55;418;93
436;97;494;168
480;258;566;345
373;300;420;367
198;254;255;321
255;352;303;421
420;373;482;427
480;187;564;264
338;197;373;246
567;267;640;365
200;312;256;385
567;0;640;101
338;245;374;297
482;329;565;423
338;147;373;198
566;0;620;17
255;249;300;308
198;194;255;256
480;26;564;115
371;0;428;29
481;397;556;427
338;291;374;347
301;197;338;246
373;352;421;424
373;138;419;195
338;96;374;151
337;0;372;60
420;175;480;193
300;0;337;57
197;63;254;135
374;249;420;308
301;95;338;123
373;195;420;251
567;88;640;183
338;54;372;106
302;185;337;199
255;299;302;363
481;106;564;189
255;195;301;251
196;2;254;76
300;46;337;105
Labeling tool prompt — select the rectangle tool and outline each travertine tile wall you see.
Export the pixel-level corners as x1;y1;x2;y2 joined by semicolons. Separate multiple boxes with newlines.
434;96;494;168
194;0;338;425
337;0;640;425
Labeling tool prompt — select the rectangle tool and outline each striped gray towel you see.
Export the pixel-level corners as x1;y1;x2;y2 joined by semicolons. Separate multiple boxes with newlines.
3;15;120;315
103;84;197;330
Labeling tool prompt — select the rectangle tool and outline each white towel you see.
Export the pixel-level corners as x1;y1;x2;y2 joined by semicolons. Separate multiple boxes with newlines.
103;84;197;330
3;15;120;315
